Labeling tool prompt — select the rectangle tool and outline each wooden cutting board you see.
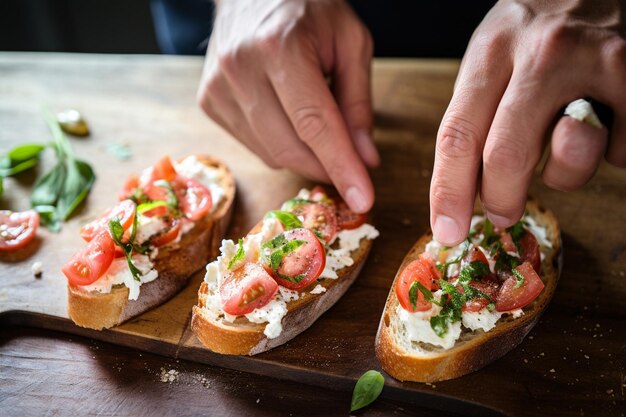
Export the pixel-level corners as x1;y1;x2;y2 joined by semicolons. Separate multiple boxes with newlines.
1;53;624;417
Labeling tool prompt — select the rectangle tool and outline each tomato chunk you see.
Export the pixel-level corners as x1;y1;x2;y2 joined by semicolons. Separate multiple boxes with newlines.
336;201;368;230
262;228;326;290
220;262;279;316
80;200;136;242
519;231;541;273
0;210;39;252
150;218;182;247
175;177;213;221
290;202;337;243
461;274;500;312
151;155;177;183
118;175;140;201
496;261;545;312
63;232;116;286
395;259;434;312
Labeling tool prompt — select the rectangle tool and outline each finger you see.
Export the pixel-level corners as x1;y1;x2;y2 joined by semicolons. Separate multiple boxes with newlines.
333;23;379;167
197;75;277;167
481;73;560;228
219;58;330;183
430;34;512;246
267;51;374;213
542;116;609;191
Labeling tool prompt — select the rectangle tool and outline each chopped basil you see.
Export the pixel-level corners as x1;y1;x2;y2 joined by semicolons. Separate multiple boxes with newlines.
153;180;181;217
137;200;168;215
513;267;525;289
494;244;520;272
487;302;496;311
0;144;45;177
506;221;526;254
351;370;384;412
280;197;313;211
264;210;302;230
260;233;307;282
227;239;245;270
479;218;499;248
108;212;144;282
409;281;443;310
436;239;470;278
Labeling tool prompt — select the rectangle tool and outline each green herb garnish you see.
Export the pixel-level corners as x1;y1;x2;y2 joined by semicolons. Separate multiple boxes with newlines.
108;213;144;282
0;144;45;178
351;370;384;412
436;239;470;279
513;267;525;289
153;180;181;217
227;239;245;270
137;200;168;215
280;198;313;211
506;221;526;254
260;233;307;283
264;210;303;230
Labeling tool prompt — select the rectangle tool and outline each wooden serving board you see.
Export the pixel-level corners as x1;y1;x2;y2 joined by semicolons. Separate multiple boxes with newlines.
1;53;624;417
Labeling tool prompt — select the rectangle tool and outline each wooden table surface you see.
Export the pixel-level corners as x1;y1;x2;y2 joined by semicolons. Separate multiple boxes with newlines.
0;53;625;417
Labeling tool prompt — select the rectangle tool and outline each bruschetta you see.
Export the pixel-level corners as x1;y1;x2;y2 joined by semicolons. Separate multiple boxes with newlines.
191;186;379;355
64;155;235;330
376;198;561;382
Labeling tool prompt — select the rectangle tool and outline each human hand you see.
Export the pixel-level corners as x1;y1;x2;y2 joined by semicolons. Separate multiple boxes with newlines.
430;0;626;245
197;0;378;213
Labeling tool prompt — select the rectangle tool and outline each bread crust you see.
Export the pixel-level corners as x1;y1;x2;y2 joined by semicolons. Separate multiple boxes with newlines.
191;215;375;355
67;155;235;330
375;198;562;382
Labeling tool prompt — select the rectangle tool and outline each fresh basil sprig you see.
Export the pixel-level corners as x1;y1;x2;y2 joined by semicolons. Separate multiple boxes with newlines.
0;144;45;177
260;233;307;283
108;215;144;282
351;370;385;412
227;239;245;270
137;200;168;215
264;210;303;230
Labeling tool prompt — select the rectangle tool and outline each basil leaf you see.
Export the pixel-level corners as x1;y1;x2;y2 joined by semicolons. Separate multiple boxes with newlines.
513;267;525;289
0;144;45;177
459;261;490;284
506;221;526;254
8;144;45;161
270;239;305;273
228;239;245;270
137;200;168;215
408;281;419;310
30;162;66;207
280;198;313;211
108;218;125;244
430;314;449;338
487;302;496;311
260;233;306;281
264;210;303;230
0;176;3;196
108;217;143;282
437;239;470;278
350;370;384;412
33;205;61;232
56;159;95;220
153;180;180;217
479;218;498;248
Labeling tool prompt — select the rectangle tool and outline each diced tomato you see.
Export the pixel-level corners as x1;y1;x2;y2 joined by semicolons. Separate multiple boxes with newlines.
496;261;545;311
0;210;39;252
419;253;442;282
461;274;500;312
263;228;326;290
519;231;541;273
118;175;140;201
220;262;279;316
500;232;517;253
63;232;116;286
309;185;329;202
290;201;337;243
395;259;434;312
150;219;181;247
80;200;136;242
175;177;213;221
335;201;368;230
463;245;489;267
151;155;177;183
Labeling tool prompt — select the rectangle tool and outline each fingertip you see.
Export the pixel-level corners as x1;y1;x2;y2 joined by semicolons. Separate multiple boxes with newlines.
344;185;374;214
432;215;465;247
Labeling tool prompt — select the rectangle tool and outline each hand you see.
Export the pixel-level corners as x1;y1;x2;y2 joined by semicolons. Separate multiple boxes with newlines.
197;0;378;213
430;0;626;245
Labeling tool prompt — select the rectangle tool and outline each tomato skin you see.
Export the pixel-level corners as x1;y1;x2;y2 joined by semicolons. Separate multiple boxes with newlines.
118;175;139;201
290;202;337;243
463;245;489;266
80;200;136;242
461;274;500;312
63;232;116;286
150;219;182;247
336;201;368;230
0;210;40;252
220;262;279;316
395;259;434;312
175;177;213;221
519;231;541;273
151;155;177;183
495;261;545;312
263;228;326;290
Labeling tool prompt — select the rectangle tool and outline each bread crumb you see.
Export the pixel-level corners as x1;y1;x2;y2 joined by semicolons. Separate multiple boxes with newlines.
607;389;613;395
31;261;43;278
256;398;260;404
523;359;528;363
584;355;590;359
160;368;179;383
549;369;555;373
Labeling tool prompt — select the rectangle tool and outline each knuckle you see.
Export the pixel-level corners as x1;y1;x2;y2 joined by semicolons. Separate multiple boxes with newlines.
603;37;626;81
343;97;371;127
430;182;463;209
291;105;329;144
256;31;283;58
527;21;574;75
483;137;530;175
436;116;483;161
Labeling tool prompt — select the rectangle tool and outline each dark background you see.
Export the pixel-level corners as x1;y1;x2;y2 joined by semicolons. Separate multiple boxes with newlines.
0;0;495;57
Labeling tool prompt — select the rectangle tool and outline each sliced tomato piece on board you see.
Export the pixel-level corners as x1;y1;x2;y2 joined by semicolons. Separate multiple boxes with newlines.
461;274;500;312
80;200;136;242
496;261;545;312
118;175;140;201
395;259;434;312
63;232;116;286
220;262;279;316
336;201;368;230
262;228;326;290
175;177;213;221
519;231;541;273
0;210;39;252
290;201;337;243
150;219;182;247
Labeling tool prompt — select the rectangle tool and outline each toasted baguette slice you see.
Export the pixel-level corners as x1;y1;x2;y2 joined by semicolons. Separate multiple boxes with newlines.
191;205;377;355
68;155;235;330
375;199;562;382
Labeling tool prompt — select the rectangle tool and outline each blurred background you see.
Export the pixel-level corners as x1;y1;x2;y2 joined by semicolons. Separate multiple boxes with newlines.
0;0;494;57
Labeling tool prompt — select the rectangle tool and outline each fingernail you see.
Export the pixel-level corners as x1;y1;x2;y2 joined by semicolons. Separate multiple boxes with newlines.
433;215;462;246
355;129;380;168
345;186;369;213
486;212;511;228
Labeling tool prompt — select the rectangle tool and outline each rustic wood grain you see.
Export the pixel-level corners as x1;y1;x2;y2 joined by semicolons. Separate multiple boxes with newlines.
0;53;624;417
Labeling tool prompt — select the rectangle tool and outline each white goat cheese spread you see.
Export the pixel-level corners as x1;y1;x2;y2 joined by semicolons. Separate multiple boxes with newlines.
80;255;158;300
